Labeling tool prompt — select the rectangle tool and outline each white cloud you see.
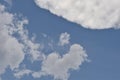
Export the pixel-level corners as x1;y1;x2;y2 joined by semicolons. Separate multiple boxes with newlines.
14;69;32;79
0;29;24;72
0;4;24;75
0;4;42;78
0;5;13;27
32;44;88;80
35;0;120;29
58;32;70;46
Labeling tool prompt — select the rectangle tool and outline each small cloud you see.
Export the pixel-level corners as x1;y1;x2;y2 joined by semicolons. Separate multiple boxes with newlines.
58;32;70;46
14;69;32;79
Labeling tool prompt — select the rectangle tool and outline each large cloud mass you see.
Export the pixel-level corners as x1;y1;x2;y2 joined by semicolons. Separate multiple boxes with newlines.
35;0;120;29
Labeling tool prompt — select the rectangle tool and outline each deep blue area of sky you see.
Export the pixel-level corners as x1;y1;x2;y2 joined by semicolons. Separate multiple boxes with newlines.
0;0;120;80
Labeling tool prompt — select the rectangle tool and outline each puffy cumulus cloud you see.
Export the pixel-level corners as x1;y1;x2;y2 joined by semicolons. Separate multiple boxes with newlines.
0;4;24;75
35;0;120;29
0;4;42;78
32;44;88;80
58;32;70;46
0;29;24;73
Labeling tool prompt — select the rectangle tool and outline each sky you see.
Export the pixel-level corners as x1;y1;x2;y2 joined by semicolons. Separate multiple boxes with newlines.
0;0;120;80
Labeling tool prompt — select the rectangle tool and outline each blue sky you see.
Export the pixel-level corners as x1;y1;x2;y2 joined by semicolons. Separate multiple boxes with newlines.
0;0;120;80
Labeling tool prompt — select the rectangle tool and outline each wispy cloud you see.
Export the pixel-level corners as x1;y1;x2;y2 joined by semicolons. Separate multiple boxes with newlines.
4;0;12;6
58;32;70;46
14;69;32;79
